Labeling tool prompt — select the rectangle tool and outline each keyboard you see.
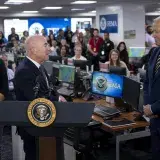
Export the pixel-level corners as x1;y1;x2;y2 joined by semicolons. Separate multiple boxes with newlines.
94;105;120;116
80;71;89;77
57;87;74;96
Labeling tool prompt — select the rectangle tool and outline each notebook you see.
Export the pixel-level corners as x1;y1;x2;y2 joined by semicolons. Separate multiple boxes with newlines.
103;118;135;127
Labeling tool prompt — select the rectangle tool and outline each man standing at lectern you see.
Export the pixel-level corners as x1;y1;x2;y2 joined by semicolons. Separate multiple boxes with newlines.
14;35;66;160
144;17;160;160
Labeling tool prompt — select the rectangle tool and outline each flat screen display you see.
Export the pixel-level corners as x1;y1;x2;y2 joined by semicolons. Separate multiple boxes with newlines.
91;71;124;98
129;47;145;58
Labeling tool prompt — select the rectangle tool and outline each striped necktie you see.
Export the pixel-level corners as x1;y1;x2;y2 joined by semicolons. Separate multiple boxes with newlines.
155;54;160;75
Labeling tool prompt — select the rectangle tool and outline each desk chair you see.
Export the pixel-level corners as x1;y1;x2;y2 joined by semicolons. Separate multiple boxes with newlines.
64;121;102;160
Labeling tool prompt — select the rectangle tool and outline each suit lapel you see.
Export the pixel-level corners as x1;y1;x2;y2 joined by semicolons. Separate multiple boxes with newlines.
24;57;40;77
25;57;49;89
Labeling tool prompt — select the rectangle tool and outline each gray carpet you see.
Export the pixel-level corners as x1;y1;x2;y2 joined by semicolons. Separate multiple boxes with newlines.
1;126;12;160
0;127;152;160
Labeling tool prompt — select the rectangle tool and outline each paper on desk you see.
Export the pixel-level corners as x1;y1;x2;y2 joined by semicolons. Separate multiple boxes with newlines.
143;115;150;122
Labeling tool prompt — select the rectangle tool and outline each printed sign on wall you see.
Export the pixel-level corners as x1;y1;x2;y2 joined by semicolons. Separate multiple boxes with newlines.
100;14;118;33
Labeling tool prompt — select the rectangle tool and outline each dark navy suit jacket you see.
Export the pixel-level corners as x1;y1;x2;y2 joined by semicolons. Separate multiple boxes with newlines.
14;57;58;102
144;47;160;115
0;59;8;99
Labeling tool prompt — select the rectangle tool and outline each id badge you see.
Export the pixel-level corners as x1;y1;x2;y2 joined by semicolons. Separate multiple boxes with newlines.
93;48;96;52
101;51;105;55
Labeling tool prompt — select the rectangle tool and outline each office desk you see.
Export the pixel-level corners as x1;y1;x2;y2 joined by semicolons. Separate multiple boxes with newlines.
73;98;150;160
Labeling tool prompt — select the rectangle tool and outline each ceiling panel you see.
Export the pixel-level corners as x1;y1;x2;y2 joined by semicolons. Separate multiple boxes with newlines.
0;0;159;16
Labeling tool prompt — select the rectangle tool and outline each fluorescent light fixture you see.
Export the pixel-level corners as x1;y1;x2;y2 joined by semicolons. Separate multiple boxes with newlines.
71;1;97;4
0;6;9;9
91;10;96;13
5;0;33;3
42;7;63;9
71;8;85;11
146;12;160;16
5;2;22;4
23;11;38;13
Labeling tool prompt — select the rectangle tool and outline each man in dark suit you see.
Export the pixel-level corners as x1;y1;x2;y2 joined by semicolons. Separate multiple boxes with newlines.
14;35;66;160
0;59;8;160
144;17;160;160
0;58;8;101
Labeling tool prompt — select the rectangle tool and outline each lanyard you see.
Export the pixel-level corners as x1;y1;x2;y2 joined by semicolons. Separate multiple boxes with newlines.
94;38;99;47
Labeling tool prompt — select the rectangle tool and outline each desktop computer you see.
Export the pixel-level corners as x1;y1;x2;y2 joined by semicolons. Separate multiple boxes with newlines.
109;66;126;76
91;71;124;98
91;71;123;117
59;65;75;84
74;60;92;71
129;47;146;58
123;76;141;111
57;65;76;96
49;55;62;63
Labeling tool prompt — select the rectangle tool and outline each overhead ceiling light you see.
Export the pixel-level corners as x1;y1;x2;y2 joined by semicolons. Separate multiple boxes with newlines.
71;1;97;4
5;0;33;3
42;7;63;10
71;8;85;11
0;6;9;9
23;11;38;13
91;10;96;13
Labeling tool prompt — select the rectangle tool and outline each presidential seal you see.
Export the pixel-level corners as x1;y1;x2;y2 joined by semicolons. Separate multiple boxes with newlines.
27;98;56;127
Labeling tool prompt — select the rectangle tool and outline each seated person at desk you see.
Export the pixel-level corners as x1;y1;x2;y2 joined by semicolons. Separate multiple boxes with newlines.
50;40;59;56
60;45;69;58
117;42;129;68
105;49;130;77
71;45;87;60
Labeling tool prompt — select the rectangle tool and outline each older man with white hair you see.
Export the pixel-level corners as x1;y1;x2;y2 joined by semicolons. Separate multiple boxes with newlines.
144;17;160;160
14;35;66;160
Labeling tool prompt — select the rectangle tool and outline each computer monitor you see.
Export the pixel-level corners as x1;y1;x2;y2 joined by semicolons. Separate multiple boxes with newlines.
91;71;124;98
123;77;140;110
49;55;62;63
52;62;61;78
129;47;145;58
109;66;126;76
59;65;76;84
73;60;90;70
42;61;54;75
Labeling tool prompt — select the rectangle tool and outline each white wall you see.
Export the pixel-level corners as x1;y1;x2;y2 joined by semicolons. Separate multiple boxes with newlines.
96;4;145;48
96;5;124;46
123;4;145;47
0;17;4;32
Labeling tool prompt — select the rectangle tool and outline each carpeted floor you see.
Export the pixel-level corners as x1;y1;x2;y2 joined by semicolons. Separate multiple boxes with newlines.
0;126;152;160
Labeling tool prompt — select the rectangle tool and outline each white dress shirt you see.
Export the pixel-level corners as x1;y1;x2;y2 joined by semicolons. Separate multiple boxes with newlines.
71;55;87;61
7;68;15;91
145;33;155;47
26;56;41;68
